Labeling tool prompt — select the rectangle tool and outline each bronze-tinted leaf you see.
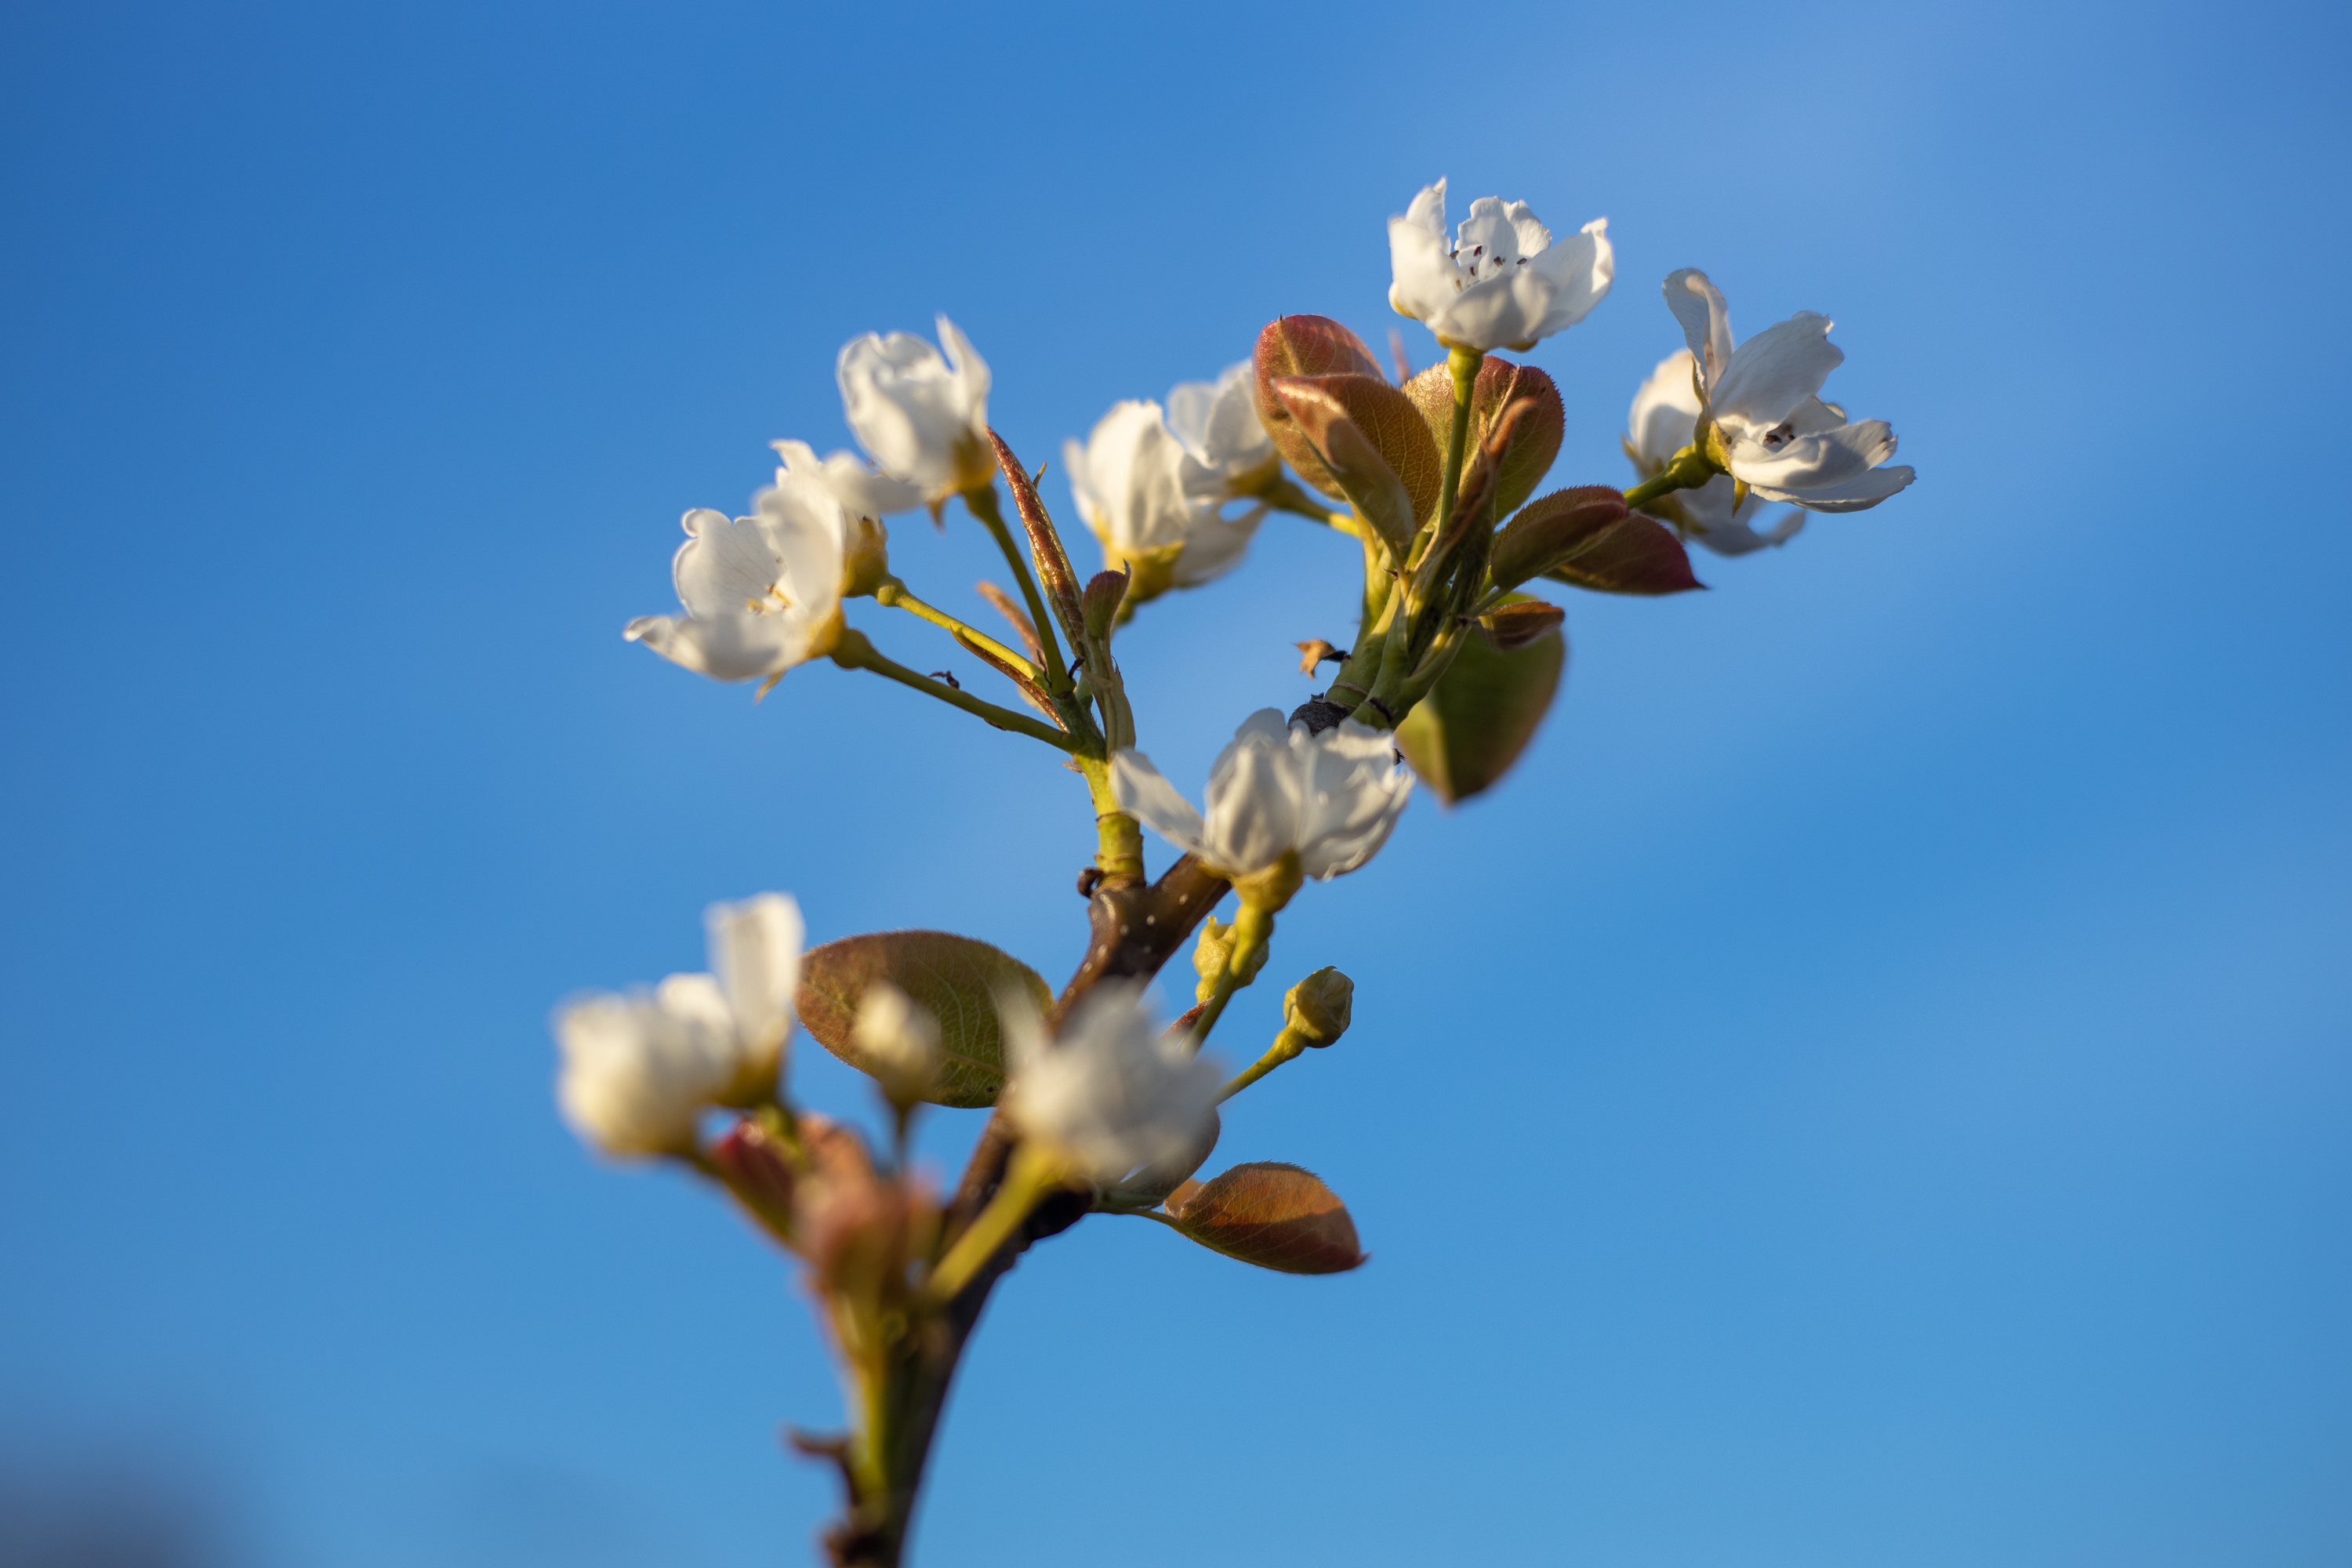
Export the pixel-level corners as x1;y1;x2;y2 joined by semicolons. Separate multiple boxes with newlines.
1404;356;1565;517
1394;604;1566;804
1165;1160;1366;1275
1288;372;1440;524
1269;377;1419;561
797;931;1051;1107
1480;598;1565;652
1254;316;1385;499
1490;485;1628;590
1541;510;1705;597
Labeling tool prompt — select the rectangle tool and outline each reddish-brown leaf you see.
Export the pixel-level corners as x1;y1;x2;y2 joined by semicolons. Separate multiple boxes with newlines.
1269;378;1420;561
1166;1160;1367;1275
1542;510;1705;597
1254;316;1385;499
1404;356;1565;517
1490;485;1628;590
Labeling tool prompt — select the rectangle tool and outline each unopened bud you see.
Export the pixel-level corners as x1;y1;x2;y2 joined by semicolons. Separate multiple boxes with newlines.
852;982;941;1109
1082;568;1129;643
839;515;891;599
1192;916;1236;1004
1283;967;1353;1047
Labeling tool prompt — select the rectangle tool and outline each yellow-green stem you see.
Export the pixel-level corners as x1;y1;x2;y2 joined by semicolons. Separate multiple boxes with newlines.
831;630;1077;753
927;1142;1064;1302
1433;344;1482;532
873;580;1042;682
1215;1025;1312;1102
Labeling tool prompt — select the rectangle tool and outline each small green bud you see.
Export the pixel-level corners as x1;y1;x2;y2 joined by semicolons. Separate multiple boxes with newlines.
1082;568;1129;643
1283;967;1353;1047
1193;916;1236;1004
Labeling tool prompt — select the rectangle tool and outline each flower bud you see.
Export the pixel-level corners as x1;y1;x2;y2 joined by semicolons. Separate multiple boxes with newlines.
1283;967;1354;1047
1082;568;1129;644
1192;916;1236;1004
851;982;941;1111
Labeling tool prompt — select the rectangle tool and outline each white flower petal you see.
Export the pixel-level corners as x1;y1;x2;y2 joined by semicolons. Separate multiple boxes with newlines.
1686;506;1807;556
1387;211;1461;325
1663;269;1736;395
1525;219;1613;339
1729;419;1897;494
771;439;927;518
1110;749;1210;858
670;509;782;622
1402;178;1448;238
1751;463;1916;513
1711;312;1845;434
706;892;803;1066
554;986;736;1157
836;320;992;499
1628;350;1705;466
624;611;811;683
1005;982;1221;1180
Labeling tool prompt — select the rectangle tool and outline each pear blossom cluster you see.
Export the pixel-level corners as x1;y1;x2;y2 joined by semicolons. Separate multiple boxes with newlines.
563;174;1921;1566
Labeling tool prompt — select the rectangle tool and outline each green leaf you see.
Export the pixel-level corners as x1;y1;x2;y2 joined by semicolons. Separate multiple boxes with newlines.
1253;315;1385;500
796;931;1050;1108
1394;602;1566;804
1164;1161;1366;1275
1403;355;1564;518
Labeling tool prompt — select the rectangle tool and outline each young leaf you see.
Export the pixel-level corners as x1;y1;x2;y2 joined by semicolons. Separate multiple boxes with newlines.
797;931;1051;1107
1281;373;1441;524
1268;378;1421;562
1541;510;1704;597
1404;356;1565;518
1164;1160;1367;1275
1394;604;1566;804
1254;315;1385;499
1490;485;1628;592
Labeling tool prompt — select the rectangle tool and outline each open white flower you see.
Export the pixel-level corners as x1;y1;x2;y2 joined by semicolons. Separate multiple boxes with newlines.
554;894;805;1157
1111;710;1413;888
1388;178;1613;353
836;314;993;506
623;470;847;684
1626;350;1805;556
1000;982;1222;1181
1065;398;1262;604
1663;270;1916;513
1164;361;1278;499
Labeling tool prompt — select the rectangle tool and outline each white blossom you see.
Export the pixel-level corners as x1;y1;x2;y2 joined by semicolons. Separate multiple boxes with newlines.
1064;398;1261;601
852;981;941;1104
835;314;994;506
1000;982;1221;1181
1626;350;1805;556
1663;270;1916;513
771;438;925;522
623;470;847;684
1164;361;1278;498
1110;710;1413;884
1388;178;1613;353
554;894;806;1158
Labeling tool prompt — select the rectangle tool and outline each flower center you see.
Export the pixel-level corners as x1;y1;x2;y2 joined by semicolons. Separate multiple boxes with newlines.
1446;237;1531;291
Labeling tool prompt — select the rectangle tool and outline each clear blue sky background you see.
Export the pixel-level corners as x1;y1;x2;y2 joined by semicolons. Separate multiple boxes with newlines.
3;2;2347;1564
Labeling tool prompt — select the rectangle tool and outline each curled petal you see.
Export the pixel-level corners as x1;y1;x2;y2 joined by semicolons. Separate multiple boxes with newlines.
1663;269;1736;395
1711;312;1845;435
1110;750;1210;860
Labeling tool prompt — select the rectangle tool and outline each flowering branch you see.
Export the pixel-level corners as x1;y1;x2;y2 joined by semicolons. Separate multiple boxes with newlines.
567;176;1921;1568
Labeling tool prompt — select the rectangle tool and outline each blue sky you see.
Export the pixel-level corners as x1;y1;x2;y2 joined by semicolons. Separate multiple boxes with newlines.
2;1;2347;1563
